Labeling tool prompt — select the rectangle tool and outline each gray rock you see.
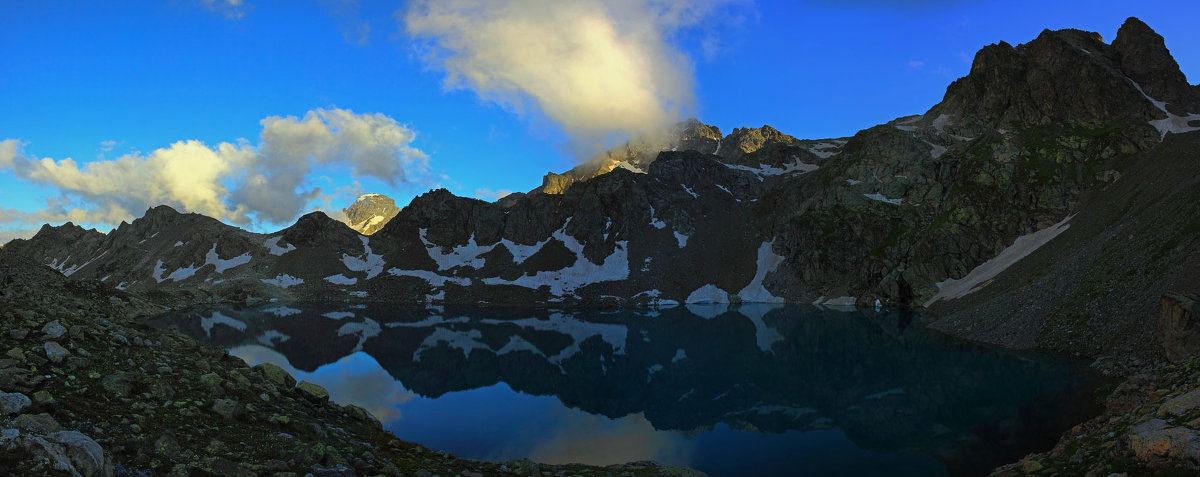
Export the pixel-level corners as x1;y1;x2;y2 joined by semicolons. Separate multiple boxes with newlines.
48;430;113;477
254;362;296;388
1157;389;1200;418
0;391;31;416
1128;418;1200;461
212;398;244;420
1158;294;1200;363
5;347;25;360
100;372;132;397
44;341;70;363
41;320;67;339
0;432;77;475
12;413;64;434
296;381;329;402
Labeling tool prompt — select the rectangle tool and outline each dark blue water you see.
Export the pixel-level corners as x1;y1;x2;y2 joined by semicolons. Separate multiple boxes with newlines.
156;304;1103;476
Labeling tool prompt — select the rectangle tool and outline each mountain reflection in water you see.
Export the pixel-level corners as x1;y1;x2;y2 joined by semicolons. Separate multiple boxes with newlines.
156;304;1103;477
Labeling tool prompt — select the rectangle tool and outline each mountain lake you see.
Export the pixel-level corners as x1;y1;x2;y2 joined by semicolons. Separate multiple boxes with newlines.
154;304;1106;476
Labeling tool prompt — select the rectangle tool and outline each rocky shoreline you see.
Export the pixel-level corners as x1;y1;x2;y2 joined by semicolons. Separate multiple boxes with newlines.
0;258;706;477
989;295;1200;476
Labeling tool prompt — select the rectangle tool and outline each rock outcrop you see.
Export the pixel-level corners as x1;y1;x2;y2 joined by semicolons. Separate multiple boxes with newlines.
1159;294;1200;363
343;194;401;235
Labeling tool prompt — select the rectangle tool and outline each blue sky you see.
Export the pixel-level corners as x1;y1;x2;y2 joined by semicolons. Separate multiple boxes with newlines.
2;0;1198;240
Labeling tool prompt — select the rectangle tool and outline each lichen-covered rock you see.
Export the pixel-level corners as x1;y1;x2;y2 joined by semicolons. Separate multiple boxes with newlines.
296;381;329;402
1128;418;1200;462
254;362;296;388
1157;389;1200;418
12;413;63;434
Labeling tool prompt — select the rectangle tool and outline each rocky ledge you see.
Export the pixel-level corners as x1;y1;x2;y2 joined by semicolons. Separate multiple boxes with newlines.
0;256;705;477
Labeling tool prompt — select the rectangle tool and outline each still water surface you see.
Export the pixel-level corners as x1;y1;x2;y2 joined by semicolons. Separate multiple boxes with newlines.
156;304;1102;476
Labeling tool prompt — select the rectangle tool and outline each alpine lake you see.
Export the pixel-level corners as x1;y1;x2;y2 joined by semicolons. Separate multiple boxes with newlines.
153;303;1106;476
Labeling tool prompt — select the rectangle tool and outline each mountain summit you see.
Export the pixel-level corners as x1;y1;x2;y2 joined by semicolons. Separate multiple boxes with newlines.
342;193;401;235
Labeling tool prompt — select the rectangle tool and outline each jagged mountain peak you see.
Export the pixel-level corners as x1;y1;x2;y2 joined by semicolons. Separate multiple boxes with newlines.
933;17;1198;134
342;193;400;235
1113;16;1196;111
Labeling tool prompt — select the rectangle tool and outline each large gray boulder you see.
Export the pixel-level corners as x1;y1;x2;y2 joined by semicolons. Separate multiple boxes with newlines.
1157;293;1200;363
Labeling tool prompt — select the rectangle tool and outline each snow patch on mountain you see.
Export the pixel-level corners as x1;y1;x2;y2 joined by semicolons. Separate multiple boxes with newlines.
674;231;689;248
420;230;490;270
925;214;1075;306
481;231;630;297
342;236;384;279
206;243;251;273
151;260;167;283
809;142;840;159
264;236;296;256
863;193;903;205
1128;80;1200;139
634;289;680;307
723;156;819;178
681;184;698;198
737;241;786;303
325;274;358;285
386;268;472;287
168;264;199;282
687;284;728;304
261;274;304;288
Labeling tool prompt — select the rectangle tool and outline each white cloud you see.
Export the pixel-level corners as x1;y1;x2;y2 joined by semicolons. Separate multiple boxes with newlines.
0;139;19;169
199;0;248;20
403;0;730;156
0;108;429;229
474;188;512;201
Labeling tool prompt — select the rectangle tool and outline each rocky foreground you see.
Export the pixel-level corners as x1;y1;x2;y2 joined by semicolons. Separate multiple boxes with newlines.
0;256;704;477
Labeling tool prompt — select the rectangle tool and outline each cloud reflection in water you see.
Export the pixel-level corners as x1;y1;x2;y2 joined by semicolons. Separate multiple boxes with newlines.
230;344;415;424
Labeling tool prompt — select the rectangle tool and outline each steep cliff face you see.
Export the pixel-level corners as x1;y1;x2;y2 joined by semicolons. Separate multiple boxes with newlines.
2;17;1198;357
342;194;401;235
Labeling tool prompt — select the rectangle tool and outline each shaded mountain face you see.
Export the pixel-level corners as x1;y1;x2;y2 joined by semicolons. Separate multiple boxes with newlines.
343;193;401;235
2;17;1198;355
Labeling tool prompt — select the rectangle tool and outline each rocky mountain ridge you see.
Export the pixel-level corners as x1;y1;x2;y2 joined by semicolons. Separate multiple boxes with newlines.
2;17;1198;359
